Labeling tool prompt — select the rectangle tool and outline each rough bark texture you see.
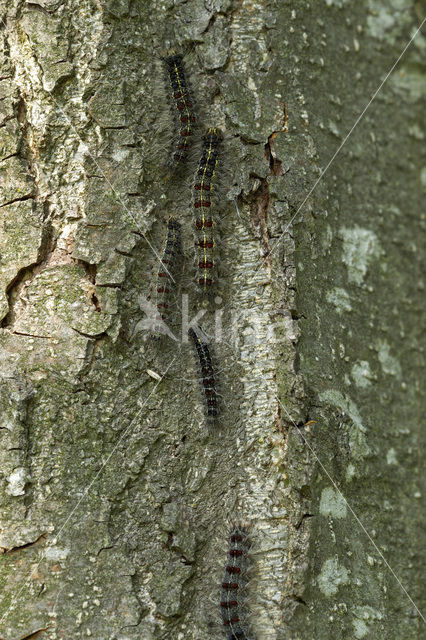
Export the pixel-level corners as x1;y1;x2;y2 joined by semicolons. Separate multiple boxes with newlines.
0;1;425;639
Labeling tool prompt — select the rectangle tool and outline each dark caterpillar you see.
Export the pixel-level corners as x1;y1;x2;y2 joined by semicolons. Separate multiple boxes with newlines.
220;527;252;640
156;217;182;327
188;326;218;420
193;128;223;294
163;54;196;167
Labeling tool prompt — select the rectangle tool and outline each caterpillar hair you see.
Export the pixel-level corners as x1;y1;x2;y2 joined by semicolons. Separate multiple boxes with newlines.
220;526;253;640
193;127;223;296
155;217;182;332
188;325;219;421
162;53;197;168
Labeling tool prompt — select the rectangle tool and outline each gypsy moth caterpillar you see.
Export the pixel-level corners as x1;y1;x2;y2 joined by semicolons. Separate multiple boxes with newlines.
193;127;223;295
155;217;182;331
162;53;197;168
188;325;218;421
220;526;253;640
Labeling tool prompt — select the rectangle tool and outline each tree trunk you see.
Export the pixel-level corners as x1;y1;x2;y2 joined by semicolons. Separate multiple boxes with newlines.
0;1;424;639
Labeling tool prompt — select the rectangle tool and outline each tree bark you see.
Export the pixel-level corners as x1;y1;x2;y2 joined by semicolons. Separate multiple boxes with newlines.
0;1;424;639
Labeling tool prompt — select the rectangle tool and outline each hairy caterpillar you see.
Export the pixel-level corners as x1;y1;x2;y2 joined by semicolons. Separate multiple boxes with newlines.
163;53;196;167
155;217;182;328
193;127;223;294
188;325;218;420
220;527;252;640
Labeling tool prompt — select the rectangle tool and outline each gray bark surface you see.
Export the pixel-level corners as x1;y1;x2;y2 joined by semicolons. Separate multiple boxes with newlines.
0;1;424;639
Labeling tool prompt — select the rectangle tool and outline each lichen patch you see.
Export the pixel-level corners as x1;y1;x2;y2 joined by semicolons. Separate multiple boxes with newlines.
319;487;347;519
317;556;349;596
340;226;380;286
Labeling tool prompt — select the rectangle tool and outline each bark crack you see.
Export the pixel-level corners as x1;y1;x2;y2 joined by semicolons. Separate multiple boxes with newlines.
265;131;283;176
12;331;52;339
74;259;102;311
1;221;56;328
72;327;108;339
0;194;35;209
1;533;48;555
17;628;50;640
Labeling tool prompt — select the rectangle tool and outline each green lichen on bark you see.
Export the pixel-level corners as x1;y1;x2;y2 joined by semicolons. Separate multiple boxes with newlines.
290;1;426;638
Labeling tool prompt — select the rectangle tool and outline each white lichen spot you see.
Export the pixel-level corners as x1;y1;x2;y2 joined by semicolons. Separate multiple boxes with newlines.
318;556;349;596
6;467;28;496
353;619;369;638
366;3;395;40
319;390;371;460
325;0;350;5
112;148;130;162
340;226;380;285
352;605;383;638
376;340;402;379
328;120;341;137
420;166;426;186
320;487;347;518
408;124;424;140
44;546;70;561
346;463;356;481
0;417;15;431
351;361;372;388
326;287;352;313
389;65;426;103
386;448;397;465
